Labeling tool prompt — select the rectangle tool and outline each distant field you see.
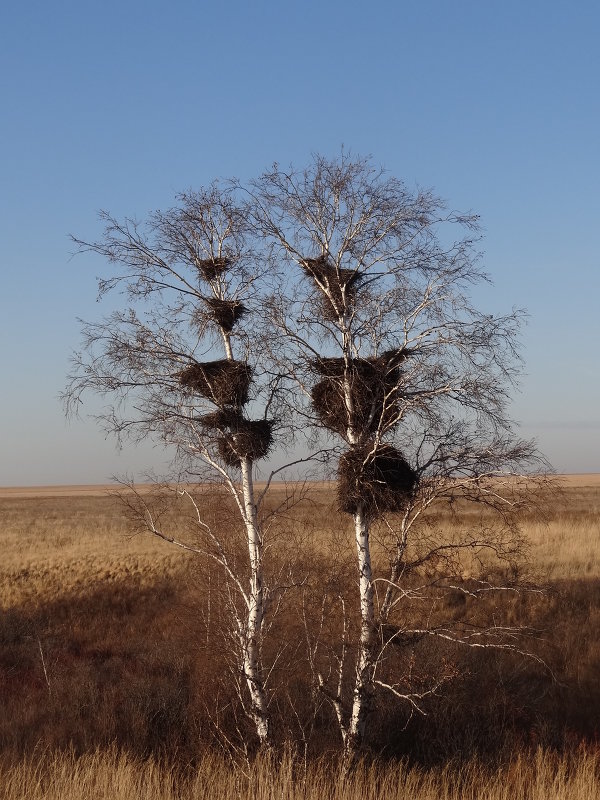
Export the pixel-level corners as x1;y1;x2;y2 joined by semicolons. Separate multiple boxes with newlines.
0;480;336;499
0;484;164;498
2;473;599;589
1;475;599;798
2;472;600;497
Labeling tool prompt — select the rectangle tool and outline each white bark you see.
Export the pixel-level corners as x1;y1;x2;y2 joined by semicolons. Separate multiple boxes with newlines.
346;502;375;753
222;330;234;361
239;455;270;746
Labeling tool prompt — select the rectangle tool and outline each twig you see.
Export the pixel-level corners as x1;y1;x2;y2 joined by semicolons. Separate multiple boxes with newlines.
37;636;51;697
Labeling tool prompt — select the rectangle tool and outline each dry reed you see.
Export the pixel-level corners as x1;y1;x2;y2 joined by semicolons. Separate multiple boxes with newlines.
0;746;599;800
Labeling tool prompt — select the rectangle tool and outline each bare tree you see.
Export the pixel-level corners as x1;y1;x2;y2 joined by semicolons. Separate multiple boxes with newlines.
65;185;291;750
249;153;547;756
66;156;547;759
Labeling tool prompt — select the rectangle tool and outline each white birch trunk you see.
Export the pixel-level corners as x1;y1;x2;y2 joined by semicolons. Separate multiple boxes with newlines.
346;502;375;754
222;330;234;361
218;324;269;746
337;342;377;755
239;455;270;747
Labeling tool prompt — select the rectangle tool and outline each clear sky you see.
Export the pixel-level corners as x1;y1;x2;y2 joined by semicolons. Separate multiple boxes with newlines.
1;0;598;485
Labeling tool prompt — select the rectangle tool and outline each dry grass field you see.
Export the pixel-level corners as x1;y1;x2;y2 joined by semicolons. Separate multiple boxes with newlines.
1;477;599;797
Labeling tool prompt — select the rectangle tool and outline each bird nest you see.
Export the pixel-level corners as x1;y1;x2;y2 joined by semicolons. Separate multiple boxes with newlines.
199;410;274;465
337;443;418;516
204;298;247;333
200;408;274;467
195;257;231;281
313;349;410;376
310;351;409;435
301;255;365;320
179;360;252;406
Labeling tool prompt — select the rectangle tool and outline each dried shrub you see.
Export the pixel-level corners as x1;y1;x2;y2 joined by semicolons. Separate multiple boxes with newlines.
204;298;247;333
301;255;365;320
195;257;230;281
310;351;409;435
179;360;252;406
338;443;418;515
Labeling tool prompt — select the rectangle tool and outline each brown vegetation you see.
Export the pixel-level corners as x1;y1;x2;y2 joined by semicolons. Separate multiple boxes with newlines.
1;478;599;796
1;746;599;800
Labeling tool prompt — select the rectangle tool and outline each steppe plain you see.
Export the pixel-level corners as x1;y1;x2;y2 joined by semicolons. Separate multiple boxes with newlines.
1;475;599;798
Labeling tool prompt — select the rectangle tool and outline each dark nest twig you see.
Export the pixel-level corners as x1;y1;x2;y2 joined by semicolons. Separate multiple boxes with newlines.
337;443;418;515
197;408;242;430
312;349;410;378
195;257;231;281
301;255;365;320
310;352;409;435
179;360;252;406
198;410;274;465
204;298;248;333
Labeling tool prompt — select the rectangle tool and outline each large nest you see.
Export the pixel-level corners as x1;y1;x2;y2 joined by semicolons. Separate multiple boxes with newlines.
179;360;252;406
338;443;418;516
195;257;231;282
219;421;274;467
198;410;274;465
310;351;410;435
204;298;247;333
301;255;365;320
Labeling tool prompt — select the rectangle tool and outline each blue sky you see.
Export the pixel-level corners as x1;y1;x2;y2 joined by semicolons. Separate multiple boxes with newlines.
1;0;598;484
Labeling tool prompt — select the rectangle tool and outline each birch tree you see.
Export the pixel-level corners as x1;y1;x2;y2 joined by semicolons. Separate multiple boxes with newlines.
66;156;546;758
250;153;545;756
65;185;285;750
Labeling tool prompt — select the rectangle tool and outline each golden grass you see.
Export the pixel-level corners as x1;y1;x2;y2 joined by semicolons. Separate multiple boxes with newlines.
524;479;600;581
0;494;187;608
1;476;599;797
2;474;597;588
0;746;599;800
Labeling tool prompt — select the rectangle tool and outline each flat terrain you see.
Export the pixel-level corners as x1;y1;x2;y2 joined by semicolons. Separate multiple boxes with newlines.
0;480;335;498
0;484;159;498
2;473;600;497
1;475;599;798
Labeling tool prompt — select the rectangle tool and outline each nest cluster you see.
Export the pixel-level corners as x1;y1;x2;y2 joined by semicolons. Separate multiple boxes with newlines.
181;252;274;466
179;360;273;466
337;443;418;515
199;409;274;466
195;256;231;282
310;350;409;436
179;360;252;406
301;255;365;320
194;256;249;337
